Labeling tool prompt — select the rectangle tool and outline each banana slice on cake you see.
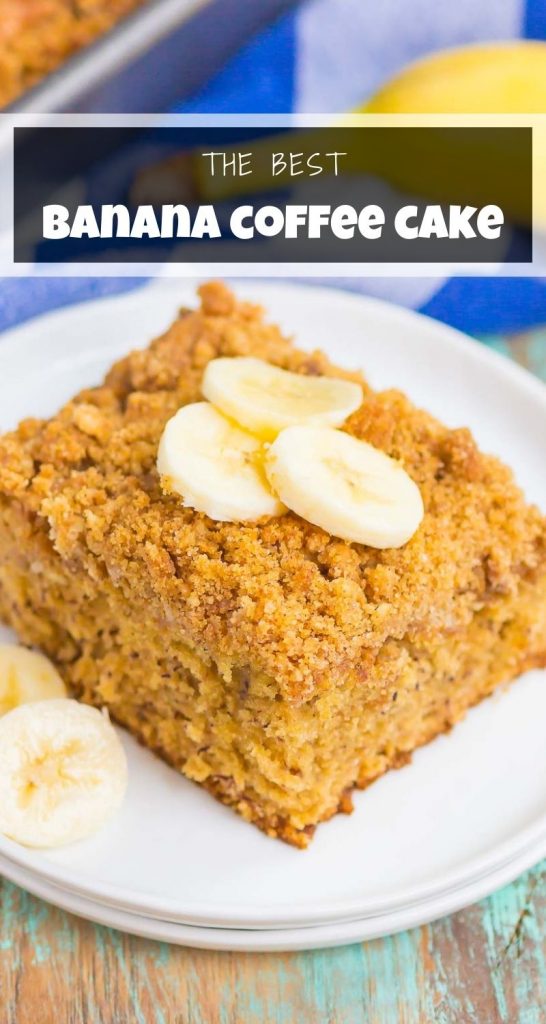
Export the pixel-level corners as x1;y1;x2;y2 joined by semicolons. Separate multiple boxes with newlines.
202;357;363;440
157;401;285;522
0;699;128;848
0;645;67;717
265;425;424;548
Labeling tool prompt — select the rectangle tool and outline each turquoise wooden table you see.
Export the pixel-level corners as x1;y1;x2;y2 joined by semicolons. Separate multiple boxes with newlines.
1;329;545;1024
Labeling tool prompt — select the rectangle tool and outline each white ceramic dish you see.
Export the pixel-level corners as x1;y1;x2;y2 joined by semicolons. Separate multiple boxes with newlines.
2;832;545;951
0;279;545;932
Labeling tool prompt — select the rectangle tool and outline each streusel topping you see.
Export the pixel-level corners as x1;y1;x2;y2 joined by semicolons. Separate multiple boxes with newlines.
0;282;544;701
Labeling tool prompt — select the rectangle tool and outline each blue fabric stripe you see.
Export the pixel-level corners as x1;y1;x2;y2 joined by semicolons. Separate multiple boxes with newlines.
174;9;297;114
0;278;145;334
5;277;546;339
524;0;546;37
419;277;546;334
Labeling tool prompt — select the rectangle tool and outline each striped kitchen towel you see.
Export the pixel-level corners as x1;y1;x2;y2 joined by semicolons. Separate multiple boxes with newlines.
1;0;546;336
176;0;546;336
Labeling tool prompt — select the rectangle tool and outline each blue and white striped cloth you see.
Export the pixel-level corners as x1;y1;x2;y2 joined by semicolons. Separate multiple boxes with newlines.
2;0;546;337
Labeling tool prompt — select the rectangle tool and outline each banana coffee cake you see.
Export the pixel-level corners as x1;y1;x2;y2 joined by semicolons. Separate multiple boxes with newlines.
0;0;147;107
0;282;545;847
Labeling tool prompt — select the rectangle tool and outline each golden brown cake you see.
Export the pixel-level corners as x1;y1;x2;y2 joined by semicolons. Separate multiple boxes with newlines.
0;0;147;108
0;282;545;847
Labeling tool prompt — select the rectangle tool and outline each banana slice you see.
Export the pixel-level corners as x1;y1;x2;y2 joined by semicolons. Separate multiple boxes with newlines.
265;425;424;548
0;645;67;718
202;357;363;441
157;401;285;522
0;699;128;848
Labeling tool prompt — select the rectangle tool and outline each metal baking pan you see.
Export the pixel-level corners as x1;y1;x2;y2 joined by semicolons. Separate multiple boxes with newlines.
6;0;301;114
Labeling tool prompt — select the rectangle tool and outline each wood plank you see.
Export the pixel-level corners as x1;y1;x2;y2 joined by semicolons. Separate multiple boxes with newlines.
1;862;545;1024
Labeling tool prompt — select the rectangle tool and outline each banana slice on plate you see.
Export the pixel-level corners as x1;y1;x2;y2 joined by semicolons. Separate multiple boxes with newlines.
0;644;67;717
157;401;285;522
202;357;363;440
265;425;424;548
0;699;128;848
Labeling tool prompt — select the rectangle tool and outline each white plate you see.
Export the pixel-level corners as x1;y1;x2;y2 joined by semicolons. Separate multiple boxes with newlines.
2;829;546;951
0;279;545;931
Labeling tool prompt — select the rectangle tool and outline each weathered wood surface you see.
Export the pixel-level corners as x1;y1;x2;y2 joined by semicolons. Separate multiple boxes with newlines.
1;864;545;1024
0;330;545;1024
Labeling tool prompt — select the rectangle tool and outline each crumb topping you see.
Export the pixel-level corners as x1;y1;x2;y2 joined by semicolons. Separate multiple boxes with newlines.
0;0;147;107
0;282;544;702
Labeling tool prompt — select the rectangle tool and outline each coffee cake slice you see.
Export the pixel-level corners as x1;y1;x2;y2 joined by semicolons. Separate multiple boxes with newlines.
0;282;545;846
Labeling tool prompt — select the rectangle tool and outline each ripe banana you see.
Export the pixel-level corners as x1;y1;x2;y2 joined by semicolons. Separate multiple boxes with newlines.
202;357;363;441
265;425;424;548
0;699;128;848
0;644;67;717
364;41;546;115
157;401;285;522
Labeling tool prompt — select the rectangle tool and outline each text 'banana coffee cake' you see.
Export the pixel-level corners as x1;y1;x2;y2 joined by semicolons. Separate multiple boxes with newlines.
0;282;545;847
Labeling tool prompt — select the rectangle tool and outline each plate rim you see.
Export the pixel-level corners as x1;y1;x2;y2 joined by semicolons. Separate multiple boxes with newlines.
0;278;545;929
2;792;546;928
1;833;545;950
